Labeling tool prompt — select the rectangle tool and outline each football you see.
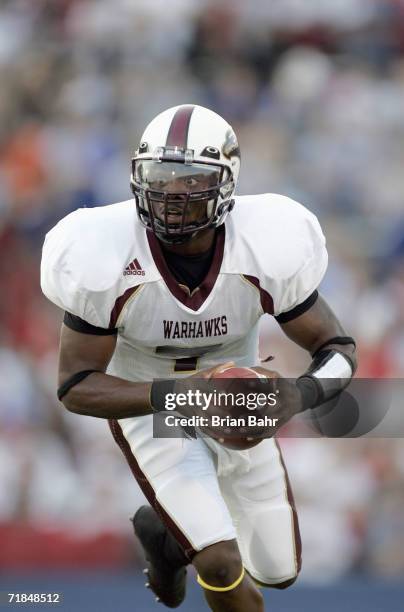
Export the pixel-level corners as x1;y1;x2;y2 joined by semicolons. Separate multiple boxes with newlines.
207;366;278;451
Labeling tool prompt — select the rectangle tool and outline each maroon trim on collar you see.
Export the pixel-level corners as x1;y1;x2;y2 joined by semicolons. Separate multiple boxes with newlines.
165;105;195;147
109;285;141;328
147;227;225;311
243;274;274;315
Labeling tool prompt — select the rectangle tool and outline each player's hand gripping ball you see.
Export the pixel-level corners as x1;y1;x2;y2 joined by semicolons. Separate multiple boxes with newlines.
205;366;279;451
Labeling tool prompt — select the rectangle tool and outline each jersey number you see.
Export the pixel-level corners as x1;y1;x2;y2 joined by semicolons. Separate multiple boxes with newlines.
155;344;223;373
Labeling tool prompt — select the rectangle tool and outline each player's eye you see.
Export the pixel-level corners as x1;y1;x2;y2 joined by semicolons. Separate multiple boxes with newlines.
151;179;167;188
184;177;199;187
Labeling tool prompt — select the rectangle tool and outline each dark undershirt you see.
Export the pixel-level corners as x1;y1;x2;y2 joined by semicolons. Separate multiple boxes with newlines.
161;244;215;292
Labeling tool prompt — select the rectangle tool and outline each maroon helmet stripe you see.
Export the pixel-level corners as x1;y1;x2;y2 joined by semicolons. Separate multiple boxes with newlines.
165;105;195;148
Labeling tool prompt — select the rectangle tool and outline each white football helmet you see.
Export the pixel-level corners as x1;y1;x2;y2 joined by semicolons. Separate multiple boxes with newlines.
131;104;240;244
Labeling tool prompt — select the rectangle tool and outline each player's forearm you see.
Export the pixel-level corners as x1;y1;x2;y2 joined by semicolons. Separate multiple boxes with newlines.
296;340;357;411
61;372;153;419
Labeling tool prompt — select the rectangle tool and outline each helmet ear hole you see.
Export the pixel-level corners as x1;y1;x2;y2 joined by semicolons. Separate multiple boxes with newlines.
201;146;220;160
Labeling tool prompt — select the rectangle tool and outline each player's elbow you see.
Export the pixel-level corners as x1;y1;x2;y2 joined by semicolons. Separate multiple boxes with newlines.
57;369;102;416
60;392;86;415
270;575;298;590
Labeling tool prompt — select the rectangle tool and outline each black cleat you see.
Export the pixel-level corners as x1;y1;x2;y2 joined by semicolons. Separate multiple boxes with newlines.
132;506;188;608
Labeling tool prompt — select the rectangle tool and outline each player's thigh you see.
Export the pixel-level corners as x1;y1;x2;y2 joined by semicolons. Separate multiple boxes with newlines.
219;438;301;587
109;414;236;558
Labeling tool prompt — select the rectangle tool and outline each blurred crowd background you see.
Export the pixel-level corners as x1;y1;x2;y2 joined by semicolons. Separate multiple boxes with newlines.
0;0;404;586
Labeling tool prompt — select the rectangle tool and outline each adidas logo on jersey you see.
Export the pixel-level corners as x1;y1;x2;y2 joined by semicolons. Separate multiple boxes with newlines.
124;258;145;276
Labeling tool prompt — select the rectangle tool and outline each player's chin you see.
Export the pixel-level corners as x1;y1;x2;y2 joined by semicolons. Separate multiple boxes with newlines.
155;212;205;228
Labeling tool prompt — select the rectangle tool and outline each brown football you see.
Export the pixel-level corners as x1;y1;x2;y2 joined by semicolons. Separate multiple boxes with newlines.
206;367;278;451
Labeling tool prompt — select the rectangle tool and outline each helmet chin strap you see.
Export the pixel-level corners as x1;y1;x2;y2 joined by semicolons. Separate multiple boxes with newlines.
155;228;202;246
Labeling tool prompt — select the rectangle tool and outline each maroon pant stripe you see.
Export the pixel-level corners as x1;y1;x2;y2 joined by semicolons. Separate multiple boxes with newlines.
108;418;197;560
166;105;195;148
275;440;302;573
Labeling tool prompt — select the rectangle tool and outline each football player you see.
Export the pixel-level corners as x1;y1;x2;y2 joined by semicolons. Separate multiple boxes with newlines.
41;105;357;611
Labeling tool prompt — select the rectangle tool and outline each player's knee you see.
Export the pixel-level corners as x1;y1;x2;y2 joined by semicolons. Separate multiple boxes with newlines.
249;559;301;590
193;540;243;588
269;574;298;590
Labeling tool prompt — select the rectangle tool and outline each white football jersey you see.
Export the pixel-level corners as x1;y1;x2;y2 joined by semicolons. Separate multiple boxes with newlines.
41;194;327;381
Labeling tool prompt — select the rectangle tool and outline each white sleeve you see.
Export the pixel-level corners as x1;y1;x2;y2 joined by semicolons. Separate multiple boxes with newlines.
272;209;328;317
40;211;112;328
